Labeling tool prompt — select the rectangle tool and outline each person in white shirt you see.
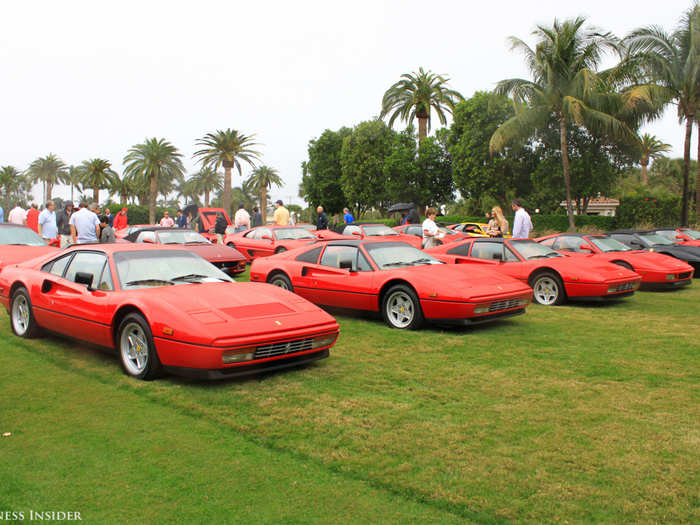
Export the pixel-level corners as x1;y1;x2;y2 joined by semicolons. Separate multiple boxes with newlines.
159;211;175;227
69;202;100;244
511;199;533;239
7;203;27;225
233;203;250;233
38;201;58;241
421;207;443;249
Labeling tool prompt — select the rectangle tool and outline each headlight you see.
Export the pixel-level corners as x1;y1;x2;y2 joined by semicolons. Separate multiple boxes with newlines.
607;286;617;293
313;334;337;348
474;305;490;314
666;274;675;280
222;349;255;364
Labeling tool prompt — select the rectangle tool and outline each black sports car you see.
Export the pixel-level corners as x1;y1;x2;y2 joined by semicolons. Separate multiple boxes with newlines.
608;230;700;275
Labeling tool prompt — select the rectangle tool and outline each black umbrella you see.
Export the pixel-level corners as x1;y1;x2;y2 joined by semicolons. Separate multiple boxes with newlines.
387;202;415;213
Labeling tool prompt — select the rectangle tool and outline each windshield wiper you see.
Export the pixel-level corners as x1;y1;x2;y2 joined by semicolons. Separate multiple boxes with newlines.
382;262;412;267
410;258;435;265
170;273;211;283
185;241;208;244
125;279;174;286
527;254;550;260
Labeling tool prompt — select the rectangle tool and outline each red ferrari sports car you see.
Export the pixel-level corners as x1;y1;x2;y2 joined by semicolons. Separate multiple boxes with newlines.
425;237;641;305
393;224;467;245
224;226;319;262
249;239;533;329
648;228;700;247
0;224;58;270
0;244;339;380
339;223;422;248
124;227;247;276
537;233;694;289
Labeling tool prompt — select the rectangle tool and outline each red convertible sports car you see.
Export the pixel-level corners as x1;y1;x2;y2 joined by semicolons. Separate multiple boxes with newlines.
537;233;694;289
339;223;423;248
0;224;57;269
0;244;339;380
124;227;247;276
425;237;641;305
249;239;533;329
224;226;319;262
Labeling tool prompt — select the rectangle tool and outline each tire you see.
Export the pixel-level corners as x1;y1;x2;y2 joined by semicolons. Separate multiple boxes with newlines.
612;260;634;271
117;313;163;380
10;287;41;338
529;271;565;306
268;272;293;292
275;246;287;254
227;242;236;250
381;284;424;330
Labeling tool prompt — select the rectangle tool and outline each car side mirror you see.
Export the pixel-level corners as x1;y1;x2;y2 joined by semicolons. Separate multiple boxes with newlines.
142;238;154;244
261;235;273;241
339;259;356;272
351;231;362;237
676;235;684;240
492;252;503;262
74;272;94;291
579;244;593;252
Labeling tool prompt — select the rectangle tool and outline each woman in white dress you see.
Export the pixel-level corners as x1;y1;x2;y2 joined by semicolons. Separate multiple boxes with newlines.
422;208;442;248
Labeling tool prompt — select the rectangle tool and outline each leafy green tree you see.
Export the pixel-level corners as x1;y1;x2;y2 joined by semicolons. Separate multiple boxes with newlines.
380;67;463;143
490;17;637;230
175;177;200;206
191;168;223;206
123;138;185;224
299;127;351;214
636;134;672;184
193;129;261;216
26;154;67;202
246;165;283;219
0;166;33;209
340;120;396;217
110;174;137;205
623;3;700;223
78;158;119;202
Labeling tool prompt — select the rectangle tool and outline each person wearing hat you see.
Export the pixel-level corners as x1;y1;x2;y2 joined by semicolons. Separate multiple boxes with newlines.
273;200;290;226
234;203;250;233
56;201;74;247
113;207;128;230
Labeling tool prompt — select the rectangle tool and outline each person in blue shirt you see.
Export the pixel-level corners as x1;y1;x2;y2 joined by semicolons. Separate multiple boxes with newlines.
343;207;354;224
176;209;187;228
0;205;4;223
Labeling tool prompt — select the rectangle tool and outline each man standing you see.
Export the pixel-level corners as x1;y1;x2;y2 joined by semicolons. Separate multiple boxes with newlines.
0;204;4;223
273;200;290;226
214;212;227;244
316;206;328;230
234;203;250;233
8;203;26;225
70;201;100;244
26;203;40;233
159;211;175;227
99;215;116;243
343;207;354;224
104;207;114;227
251;207;263;227
511;199;533;239
176;209;187;228
113;208;128;230
56;201;74;247
38;201;58;243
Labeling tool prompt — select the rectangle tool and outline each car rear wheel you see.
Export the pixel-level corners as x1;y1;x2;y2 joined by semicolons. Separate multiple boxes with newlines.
227;242;236;250
118;313;162;380
381;285;424;329
275;246;287;254
10;287;40;338
529;272;565;306
268;272;293;291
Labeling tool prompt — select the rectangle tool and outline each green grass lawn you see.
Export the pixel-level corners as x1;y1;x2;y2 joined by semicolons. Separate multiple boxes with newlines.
0;279;698;523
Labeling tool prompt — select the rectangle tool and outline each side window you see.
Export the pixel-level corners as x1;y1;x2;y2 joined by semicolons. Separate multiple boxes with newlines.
356;250;372;272
295;246;322;263
342;225;361;236
258;229;273;239
320;246;358;270
612;234;633;247
407;226;422;236
470;242;506;261
553;236;583;252
539;238;555;247
447;243;469;256
136;231;156;243
64;252;109;289
244;230;257;239
97;262;114;291
504;247;520;262
42;254;74;277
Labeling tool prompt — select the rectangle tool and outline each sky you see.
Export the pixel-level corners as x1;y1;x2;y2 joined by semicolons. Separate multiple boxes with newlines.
1;0;696;205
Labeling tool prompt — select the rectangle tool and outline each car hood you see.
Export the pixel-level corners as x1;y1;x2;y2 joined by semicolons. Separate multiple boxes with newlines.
171;243;245;261
0;246;57;269
543;257;639;281
652;244;700;260
624;251;693;271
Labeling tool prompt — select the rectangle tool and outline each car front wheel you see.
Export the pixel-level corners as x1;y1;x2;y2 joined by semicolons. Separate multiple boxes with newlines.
529;272;565;306
118;313;162;380
381;285;424;329
10;287;40;338
268;273;293;291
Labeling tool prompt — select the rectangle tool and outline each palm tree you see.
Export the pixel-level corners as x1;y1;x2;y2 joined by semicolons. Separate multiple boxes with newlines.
193;129;261;216
623;3;700;223
78;158;119;202
490;17;637;230
175;177;200;206
110;174;135;205
26;154;67;202
191;168;223;206
123;138;185;223
64;165;83;203
637;134;672;184
380;67;464;142
0;166;28;203
246;165;282;219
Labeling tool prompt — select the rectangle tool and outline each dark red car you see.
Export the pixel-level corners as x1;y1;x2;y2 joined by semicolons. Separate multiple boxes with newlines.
249;239;532;329
425;237;641;305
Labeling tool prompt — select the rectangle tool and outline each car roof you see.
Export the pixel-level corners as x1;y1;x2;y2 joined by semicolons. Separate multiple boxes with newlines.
608;229;651;234
0;223;32;229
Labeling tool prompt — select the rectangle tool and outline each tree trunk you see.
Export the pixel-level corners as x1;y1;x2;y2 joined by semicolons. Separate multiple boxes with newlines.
640;158;649;185
681;118;692;227
261;186;267;225
696;119;700;220
223;163;232;218
149;174;157;224
93;186;99;203
205;190;210;207
418;117;428;143
559;118;576;231
46;181;53;202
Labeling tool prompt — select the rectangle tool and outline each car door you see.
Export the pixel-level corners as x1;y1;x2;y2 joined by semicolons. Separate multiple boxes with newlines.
466;240;526;280
239;229;273;260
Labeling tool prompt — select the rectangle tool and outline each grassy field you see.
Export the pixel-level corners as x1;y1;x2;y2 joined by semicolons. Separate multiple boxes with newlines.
0;277;698;523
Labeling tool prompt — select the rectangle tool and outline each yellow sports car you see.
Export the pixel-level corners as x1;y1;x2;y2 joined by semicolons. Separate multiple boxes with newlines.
448;222;512;238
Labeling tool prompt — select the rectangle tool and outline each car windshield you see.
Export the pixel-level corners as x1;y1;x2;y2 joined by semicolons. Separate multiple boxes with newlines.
439;227;458;235
363;225;399;236
653;230;680;242
588;236;631;253
0;226;47;246
114;250;232;289
274;228;316;240
683;229;700;240
638;232;674;245
510;240;563;259
296;223;316;231
156;230;210;244
364;242;442;269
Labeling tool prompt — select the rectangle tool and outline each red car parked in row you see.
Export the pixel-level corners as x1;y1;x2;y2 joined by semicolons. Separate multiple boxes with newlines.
339;223;422;248
250;239;533;329
224;226;320;262
536;233;694;289
425;237;641;305
0;224;58;270
393;224;468;245
648;228;700;247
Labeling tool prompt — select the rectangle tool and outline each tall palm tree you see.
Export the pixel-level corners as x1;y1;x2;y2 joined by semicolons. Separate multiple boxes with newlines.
78;158;119;202
623;3;700;224
109;174;135;205
193;129;261;215
65;165;83;203
637;134;672;184
123;138;185;223
246;165;282;218
191;168;223;206
0;166;28;203
490;17;637;230
26;154;67;202
380;67;463;142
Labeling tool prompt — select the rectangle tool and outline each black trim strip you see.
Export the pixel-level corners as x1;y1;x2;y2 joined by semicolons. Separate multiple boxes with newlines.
295;285;375;297
153;328;338;350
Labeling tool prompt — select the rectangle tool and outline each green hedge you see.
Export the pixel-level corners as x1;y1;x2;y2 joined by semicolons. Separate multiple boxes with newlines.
615;196;682;228
106;204;178;225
